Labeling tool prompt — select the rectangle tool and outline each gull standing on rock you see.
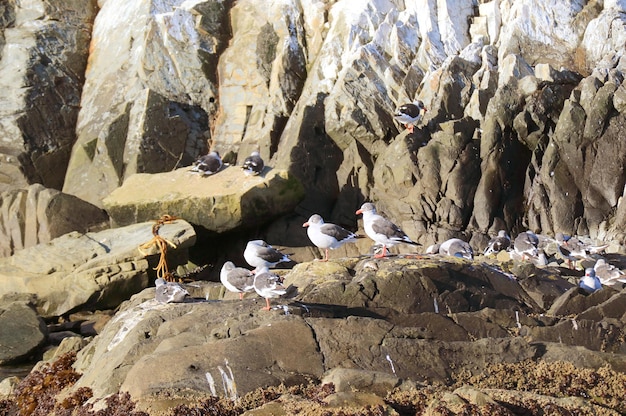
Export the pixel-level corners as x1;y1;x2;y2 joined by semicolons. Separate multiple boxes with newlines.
220;261;255;300
439;238;474;260
303;214;358;262
253;267;286;310
483;230;511;255
244;240;291;270
555;232;591;269
356;202;418;258
513;231;539;261
155;278;189;304
393;100;427;133
242;151;264;176
579;268;602;293
593;259;626;287
191;151;223;176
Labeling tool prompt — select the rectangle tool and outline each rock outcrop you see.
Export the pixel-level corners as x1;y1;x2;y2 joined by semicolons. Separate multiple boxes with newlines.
0;184;108;257
0;0;97;193
0;0;625;248
64;257;626;413
103;166;304;232
0;219;196;318
0;300;47;365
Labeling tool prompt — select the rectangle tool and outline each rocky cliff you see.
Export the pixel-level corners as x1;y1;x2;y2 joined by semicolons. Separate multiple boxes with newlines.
1;0;625;253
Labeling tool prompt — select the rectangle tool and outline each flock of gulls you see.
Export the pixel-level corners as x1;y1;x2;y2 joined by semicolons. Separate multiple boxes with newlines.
154;100;624;308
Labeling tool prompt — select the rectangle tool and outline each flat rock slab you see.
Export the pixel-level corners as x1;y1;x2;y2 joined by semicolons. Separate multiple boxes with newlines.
103;166;304;232
0;220;196;318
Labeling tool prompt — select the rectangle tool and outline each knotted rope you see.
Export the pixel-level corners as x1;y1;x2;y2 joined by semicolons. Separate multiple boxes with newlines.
138;215;179;281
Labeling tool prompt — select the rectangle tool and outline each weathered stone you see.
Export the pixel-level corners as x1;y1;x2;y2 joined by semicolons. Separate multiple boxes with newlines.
0;301;47;365
497;0;590;68
62;0;226;207
0;184;108;257
0;219;195;317
528;318;625;353
103;166;304;232
0;0;97;193
321;368;400;396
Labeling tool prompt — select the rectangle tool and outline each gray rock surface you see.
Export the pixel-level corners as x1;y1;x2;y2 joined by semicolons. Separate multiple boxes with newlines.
0;219;196;317
0;301;47;365
65;257;626;412
0;184;108;257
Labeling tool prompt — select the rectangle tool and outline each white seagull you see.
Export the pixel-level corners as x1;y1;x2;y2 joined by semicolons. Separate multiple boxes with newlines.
513;231;539;261
155;278;189;304
303;214;358;262
439;238;474;260
393;100;427;133
191;151;223;176
593;259;626;287
220;261;255;300
579;267;602;294
356;202;418;258
555;232;592;269
243;240;291;269
253;267;287;310
242;151;265;176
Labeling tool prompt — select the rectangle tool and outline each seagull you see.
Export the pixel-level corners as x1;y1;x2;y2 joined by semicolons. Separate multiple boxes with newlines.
483;230;511;255
303;214;358;262
355;202;418;258
555;232;592;269
155;278;189;303
579;267;602;294
593;259;626;287
439;238;473;260
243;240;291;269
513;230;539;261
242;151;264;176
220;261;255;300
191;151;223;176
253;267;287;310
393;100;427;133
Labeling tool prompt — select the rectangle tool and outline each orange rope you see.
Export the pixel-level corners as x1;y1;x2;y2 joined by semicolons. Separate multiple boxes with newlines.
138;215;179;282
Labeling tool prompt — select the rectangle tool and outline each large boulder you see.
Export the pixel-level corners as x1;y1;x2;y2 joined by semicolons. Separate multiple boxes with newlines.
0;0;97;193
0;184;108;258
102;166;304;232
0;300;47;365
0;219;196;317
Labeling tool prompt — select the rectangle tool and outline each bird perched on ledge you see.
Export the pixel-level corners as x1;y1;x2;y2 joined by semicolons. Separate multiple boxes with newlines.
242;151;264;176
393;100;427;133
483;230;511;255
191;151;223;176
253;266;286;310
244;240;291;270
220;261;255;300
303;214;358;262
356;202;418;258
155;278;189;304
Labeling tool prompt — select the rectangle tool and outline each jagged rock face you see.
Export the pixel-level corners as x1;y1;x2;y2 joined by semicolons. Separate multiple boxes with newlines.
0;0;97;193
2;0;626;245
61;0;231;207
